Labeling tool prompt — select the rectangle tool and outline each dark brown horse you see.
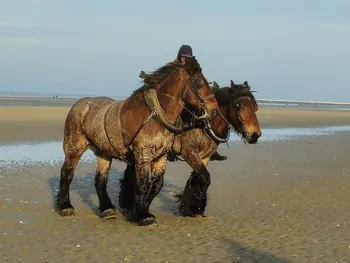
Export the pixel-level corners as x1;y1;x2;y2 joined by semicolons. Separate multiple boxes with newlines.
56;57;222;226
171;80;261;217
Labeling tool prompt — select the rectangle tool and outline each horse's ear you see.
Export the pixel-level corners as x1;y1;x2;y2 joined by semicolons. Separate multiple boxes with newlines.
212;81;219;88
139;71;146;79
243;81;248;86
230;80;236;88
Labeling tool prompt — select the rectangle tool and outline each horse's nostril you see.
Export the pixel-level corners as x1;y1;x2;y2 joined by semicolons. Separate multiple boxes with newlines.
251;132;260;141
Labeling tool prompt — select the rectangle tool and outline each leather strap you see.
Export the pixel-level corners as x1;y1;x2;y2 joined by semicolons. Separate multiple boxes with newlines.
143;88;182;134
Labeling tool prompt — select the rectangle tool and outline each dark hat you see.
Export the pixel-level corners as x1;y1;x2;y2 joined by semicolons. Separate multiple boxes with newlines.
177;45;193;60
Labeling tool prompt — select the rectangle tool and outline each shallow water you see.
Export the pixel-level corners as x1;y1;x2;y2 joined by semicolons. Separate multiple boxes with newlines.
233;125;350;142
1;126;350;167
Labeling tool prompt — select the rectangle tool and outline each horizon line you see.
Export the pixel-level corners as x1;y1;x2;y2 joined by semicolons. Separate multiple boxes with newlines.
0;90;349;105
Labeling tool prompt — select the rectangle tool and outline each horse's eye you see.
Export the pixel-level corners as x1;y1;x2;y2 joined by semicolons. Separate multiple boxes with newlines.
235;103;240;108
211;109;218;117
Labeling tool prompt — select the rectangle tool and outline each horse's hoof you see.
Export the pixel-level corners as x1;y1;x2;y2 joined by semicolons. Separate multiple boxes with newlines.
59;208;75;217
193;213;206;218
138;217;158;227
101;208;117;220
146;212;156;219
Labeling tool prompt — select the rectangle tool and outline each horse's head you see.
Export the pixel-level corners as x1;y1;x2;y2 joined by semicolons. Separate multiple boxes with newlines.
229;80;261;143
214;80;261;144
138;57;220;129
179;56;220;123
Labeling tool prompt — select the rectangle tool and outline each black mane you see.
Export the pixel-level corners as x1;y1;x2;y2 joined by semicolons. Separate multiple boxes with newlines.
212;83;256;104
133;57;202;95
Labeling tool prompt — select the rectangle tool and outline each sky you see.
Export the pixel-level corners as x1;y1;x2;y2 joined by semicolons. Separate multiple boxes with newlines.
0;0;349;101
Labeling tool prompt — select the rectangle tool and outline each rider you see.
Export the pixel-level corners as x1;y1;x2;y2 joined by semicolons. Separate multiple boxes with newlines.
175;44;193;64
167;45;227;162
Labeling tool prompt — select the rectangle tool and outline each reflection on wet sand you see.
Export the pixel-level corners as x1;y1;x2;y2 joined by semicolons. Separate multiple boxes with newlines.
1;125;350;167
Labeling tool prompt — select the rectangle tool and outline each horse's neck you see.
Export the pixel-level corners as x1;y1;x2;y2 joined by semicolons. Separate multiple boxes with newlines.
211;103;230;138
156;79;186;123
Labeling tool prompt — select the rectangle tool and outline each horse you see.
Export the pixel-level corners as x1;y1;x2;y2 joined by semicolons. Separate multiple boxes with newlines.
171;80;261;217
56;56;222;226
120;80;260;219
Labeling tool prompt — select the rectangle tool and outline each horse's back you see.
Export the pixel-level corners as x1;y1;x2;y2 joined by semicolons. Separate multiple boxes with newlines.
65;96;115;126
63;96;118;141
70;96;116;111
64;96;126;157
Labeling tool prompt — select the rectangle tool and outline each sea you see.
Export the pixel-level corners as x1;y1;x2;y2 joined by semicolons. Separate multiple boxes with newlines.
1;90;350;166
1;90;349;111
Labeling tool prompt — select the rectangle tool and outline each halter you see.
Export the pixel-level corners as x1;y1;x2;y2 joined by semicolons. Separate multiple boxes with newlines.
229;94;258;143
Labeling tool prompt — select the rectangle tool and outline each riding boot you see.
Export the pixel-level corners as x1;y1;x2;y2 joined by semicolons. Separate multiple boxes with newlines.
210;151;227;161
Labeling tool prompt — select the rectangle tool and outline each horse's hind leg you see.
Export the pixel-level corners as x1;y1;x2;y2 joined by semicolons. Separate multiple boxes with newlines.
119;162;136;210
95;155;116;219
176;154;211;217
56;139;88;216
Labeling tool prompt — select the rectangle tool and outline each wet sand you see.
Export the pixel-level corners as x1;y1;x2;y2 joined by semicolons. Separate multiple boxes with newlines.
1;99;350;262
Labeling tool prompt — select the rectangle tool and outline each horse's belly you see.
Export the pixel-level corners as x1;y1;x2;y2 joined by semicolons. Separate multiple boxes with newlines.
178;129;217;159
154;130;175;157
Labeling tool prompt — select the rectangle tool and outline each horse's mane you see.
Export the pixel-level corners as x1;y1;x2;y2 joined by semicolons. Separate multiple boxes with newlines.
212;83;256;104
132;57;202;95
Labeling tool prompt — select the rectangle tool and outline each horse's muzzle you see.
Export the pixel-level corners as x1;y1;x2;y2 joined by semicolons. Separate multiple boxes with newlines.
248;131;261;144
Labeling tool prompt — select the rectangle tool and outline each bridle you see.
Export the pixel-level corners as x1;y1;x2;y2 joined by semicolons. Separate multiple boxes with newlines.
228;94;258;142
191;91;257;145
174;74;231;144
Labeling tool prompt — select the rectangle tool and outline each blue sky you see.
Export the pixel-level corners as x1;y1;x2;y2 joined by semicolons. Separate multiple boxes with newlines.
0;0;349;101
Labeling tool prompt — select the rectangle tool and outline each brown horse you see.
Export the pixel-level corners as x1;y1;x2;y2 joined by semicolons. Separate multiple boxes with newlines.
171;80;261;217
56;57;222;226
120;80;260;218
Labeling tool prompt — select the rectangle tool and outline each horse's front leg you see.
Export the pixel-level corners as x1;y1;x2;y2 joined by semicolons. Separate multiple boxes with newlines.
176;152;211;217
127;148;155;226
146;155;167;212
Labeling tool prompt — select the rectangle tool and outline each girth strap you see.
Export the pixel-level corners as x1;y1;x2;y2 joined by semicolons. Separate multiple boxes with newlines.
103;102;129;162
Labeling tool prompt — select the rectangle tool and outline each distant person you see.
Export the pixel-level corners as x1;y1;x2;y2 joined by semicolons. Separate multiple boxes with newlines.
166;45;227;162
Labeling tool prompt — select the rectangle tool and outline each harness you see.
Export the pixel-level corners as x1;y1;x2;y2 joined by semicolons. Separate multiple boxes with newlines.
102;72;229;157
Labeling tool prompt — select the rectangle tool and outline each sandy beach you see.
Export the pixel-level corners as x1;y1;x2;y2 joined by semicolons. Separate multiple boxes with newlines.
1;98;350;262
1;97;350;143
